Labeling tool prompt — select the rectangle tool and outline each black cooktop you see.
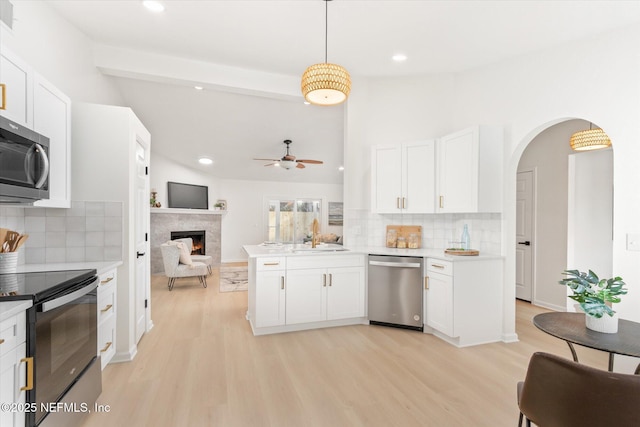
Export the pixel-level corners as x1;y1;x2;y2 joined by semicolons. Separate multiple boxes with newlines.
0;269;97;302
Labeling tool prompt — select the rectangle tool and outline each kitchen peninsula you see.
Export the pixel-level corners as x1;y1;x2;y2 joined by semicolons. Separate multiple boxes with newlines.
244;244;504;347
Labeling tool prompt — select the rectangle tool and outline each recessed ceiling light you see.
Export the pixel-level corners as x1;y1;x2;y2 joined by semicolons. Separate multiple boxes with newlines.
194;86;203;91
198;157;213;165
304;101;310;105
392;54;407;62
338;166;345;171
143;1;165;13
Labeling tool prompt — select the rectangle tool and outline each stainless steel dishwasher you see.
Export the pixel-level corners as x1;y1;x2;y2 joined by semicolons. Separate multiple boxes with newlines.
368;255;424;331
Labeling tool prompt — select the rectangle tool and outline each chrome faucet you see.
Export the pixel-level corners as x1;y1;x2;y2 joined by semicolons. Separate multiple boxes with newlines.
312;218;319;248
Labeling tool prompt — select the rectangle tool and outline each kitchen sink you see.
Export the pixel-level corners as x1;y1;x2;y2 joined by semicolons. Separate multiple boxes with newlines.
290;243;348;253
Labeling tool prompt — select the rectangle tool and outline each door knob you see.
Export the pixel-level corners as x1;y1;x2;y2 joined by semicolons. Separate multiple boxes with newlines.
136;251;146;258
517;241;531;246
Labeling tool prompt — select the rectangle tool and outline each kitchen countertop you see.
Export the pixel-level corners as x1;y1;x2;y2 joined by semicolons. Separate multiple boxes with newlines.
243;244;502;261
0;299;32;322
15;260;123;275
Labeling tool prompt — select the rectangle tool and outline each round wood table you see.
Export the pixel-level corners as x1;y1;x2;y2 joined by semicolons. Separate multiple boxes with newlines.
533;312;640;372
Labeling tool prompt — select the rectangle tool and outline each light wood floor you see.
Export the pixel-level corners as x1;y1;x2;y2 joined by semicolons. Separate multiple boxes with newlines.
81;266;608;427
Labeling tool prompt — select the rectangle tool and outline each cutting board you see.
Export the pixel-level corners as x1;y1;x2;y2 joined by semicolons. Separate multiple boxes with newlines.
386;225;422;248
444;249;480;256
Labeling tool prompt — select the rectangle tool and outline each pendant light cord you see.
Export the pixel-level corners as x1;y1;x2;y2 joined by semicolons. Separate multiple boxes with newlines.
324;0;329;63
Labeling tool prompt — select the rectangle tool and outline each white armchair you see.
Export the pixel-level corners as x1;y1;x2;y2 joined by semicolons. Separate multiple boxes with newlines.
160;242;208;291
172;237;213;275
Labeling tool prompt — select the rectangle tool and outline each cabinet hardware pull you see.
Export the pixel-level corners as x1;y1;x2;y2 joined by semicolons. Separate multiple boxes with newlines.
402;197;406;209
281;276;285;290
439;196;444;209
20;357;34;391
323;273;327;287
0;339;4;345
264;262;280;266
101;304;113;313
431;264;445;269
396;197;400;209
0;84;6;110
100;276;114;285
425;276;429;290
100;342;113;353
329;274;333;286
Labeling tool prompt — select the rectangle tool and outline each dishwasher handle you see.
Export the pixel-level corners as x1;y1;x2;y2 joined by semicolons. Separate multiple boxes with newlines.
369;260;421;268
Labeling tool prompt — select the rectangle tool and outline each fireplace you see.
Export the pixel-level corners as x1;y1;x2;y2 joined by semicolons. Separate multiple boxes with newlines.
171;230;206;255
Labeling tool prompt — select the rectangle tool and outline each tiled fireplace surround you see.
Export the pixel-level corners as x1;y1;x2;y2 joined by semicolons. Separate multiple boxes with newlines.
150;211;221;274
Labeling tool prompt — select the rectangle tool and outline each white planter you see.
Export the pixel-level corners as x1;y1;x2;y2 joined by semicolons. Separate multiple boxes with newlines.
585;312;618;334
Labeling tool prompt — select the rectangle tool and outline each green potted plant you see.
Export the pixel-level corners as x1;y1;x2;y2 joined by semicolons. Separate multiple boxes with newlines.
559;269;627;333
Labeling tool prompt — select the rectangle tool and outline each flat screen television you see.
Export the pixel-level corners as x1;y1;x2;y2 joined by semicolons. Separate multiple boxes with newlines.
167;181;208;209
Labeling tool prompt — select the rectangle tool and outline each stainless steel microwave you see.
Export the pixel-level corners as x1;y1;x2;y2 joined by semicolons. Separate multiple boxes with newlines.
0;115;50;203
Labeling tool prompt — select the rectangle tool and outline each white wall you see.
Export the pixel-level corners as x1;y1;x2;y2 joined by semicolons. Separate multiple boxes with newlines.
517;120;585;310
568;149;613;277
344;24;640;347
218;179;343;262
1;1;124;106
149;152;221;209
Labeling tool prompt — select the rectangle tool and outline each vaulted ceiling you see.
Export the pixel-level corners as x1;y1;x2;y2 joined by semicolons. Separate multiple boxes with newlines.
48;0;640;184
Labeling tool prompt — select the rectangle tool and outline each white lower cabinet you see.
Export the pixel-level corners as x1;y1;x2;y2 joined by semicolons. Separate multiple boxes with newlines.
286;255;365;325
97;268;117;369
249;254;365;334
255;269;286;328
424;257;503;347
425;267;454;337
0;307;31;427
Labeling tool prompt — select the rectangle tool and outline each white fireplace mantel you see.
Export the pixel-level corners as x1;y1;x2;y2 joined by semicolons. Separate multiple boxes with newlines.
150;208;226;215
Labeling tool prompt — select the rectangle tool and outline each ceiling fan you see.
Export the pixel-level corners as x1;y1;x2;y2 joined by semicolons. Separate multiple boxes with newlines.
254;140;324;169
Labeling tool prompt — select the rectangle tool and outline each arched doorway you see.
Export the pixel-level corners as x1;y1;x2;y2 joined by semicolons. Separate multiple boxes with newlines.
514;119;613;310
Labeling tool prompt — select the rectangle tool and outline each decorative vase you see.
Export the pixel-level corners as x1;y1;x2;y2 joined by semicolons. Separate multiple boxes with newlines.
585;312;618;334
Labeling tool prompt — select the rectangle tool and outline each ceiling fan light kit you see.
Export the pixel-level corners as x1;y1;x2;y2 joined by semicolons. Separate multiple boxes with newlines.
301;0;351;106
254;140;323;170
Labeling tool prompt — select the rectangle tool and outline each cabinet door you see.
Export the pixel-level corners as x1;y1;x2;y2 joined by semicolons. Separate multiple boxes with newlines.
0;342;27;427
255;270;286;327
426;271;455;336
326;266;365;320
437;127;479;213
286;268;326;325
32;73;71;208
372;145;402;213
0;46;32;127
403;140;436;213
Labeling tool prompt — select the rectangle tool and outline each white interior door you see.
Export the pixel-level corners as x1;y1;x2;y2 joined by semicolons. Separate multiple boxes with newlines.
516;170;534;301
134;140;149;343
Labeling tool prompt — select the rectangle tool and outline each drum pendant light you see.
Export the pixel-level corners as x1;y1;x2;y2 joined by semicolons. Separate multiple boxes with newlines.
569;123;612;151
301;0;351;106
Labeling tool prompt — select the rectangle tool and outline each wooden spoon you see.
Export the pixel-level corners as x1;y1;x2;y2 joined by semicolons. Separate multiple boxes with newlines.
0;228;8;251
13;234;29;251
5;231;19;252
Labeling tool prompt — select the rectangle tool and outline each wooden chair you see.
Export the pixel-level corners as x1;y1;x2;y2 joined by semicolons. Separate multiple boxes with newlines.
160;242;208;291
517;352;640;427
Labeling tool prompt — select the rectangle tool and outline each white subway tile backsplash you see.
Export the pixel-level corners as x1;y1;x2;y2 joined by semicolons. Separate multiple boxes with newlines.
0;200;124;265
25;216;46;232
86;217;105;232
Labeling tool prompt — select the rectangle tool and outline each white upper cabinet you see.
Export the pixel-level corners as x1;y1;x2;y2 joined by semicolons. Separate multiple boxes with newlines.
0;46;33;127
0;44;71;208
32;74;71;208
436;126;503;213
371;140;436;214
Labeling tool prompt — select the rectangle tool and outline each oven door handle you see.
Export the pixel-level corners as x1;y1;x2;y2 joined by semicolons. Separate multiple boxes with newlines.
41;277;99;312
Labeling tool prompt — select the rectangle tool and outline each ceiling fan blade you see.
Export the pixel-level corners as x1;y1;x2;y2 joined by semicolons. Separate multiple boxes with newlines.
254;158;279;161
297;159;323;164
263;163;277;167
296;163;306;169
